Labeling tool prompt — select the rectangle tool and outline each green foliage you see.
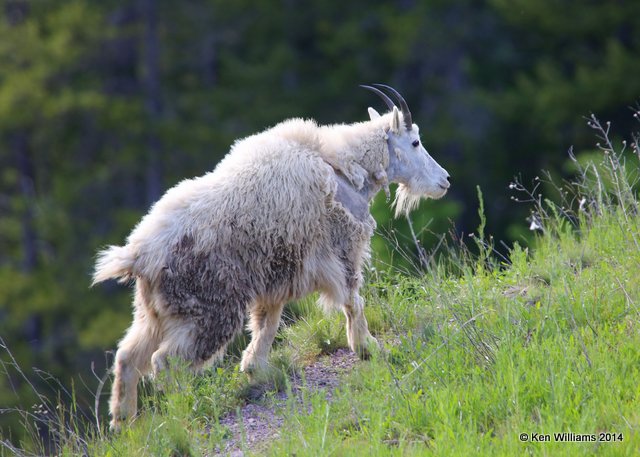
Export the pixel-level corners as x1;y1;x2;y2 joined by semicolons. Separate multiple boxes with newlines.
1;0;640;451
262;127;640;455
7;115;628;455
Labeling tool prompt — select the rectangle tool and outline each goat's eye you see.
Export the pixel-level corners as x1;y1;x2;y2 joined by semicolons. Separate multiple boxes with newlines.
412;140;420;148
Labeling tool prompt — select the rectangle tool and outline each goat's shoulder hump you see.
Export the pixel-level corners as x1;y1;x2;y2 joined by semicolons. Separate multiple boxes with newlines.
268;118;321;149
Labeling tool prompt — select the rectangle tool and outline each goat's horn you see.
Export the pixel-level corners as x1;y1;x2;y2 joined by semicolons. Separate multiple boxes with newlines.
373;84;412;130
360;84;395;111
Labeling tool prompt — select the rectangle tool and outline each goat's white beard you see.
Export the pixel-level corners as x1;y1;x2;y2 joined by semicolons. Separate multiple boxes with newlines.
393;184;423;218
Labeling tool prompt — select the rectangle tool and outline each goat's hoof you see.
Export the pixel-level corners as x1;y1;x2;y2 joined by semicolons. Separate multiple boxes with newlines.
353;335;380;360
109;418;122;433
240;359;255;375
240;359;264;383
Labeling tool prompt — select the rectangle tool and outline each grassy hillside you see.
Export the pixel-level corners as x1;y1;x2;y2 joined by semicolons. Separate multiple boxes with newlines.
3;118;640;456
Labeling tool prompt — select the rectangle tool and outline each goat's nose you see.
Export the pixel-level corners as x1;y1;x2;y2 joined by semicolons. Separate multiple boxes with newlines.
446;175;451;184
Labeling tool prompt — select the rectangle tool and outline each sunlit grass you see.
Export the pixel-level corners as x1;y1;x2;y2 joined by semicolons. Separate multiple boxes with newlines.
3;113;640;456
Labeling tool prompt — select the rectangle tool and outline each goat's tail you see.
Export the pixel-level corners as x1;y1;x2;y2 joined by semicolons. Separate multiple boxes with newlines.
92;245;135;285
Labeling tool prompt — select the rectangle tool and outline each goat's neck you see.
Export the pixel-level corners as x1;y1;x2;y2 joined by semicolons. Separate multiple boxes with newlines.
332;121;390;202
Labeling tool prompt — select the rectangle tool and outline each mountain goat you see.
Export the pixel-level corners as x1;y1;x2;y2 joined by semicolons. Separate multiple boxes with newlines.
93;84;450;431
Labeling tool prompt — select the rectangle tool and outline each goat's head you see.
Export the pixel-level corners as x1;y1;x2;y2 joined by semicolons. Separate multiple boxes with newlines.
362;84;450;217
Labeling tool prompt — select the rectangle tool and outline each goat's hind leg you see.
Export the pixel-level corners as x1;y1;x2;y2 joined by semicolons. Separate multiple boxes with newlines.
110;303;160;431
151;299;247;378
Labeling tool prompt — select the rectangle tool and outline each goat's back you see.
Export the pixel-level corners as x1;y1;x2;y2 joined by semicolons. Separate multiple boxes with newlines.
124;118;337;286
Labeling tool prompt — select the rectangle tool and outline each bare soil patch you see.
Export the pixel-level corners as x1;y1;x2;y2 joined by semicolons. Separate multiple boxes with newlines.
214;348;359;456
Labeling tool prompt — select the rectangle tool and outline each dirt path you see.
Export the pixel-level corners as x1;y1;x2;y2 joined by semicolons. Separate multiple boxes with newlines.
214;348;359;456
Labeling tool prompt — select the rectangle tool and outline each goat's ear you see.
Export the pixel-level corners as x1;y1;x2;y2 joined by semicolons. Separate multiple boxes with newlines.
390;106;401;133
367;107;381;120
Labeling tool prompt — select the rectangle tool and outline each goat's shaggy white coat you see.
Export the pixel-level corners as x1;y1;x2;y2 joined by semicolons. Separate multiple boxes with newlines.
94;103;450;431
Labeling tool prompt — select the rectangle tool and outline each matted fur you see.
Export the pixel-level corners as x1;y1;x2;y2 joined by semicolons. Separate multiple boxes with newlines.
93;96;449;431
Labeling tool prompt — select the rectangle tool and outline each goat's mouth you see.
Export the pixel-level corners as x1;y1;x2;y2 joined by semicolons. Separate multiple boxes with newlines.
437;178;450;191
432;185;449;199
436;178;450;195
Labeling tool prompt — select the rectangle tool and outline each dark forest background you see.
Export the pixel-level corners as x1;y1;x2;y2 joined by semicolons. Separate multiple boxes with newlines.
1;0;639;441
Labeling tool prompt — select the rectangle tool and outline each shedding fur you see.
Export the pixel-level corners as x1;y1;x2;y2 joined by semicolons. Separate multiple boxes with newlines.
92;245;134;285
93;87;450;431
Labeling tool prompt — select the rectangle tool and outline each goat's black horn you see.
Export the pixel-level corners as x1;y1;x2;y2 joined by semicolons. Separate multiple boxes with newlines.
360;84;395;111
373;83;413;130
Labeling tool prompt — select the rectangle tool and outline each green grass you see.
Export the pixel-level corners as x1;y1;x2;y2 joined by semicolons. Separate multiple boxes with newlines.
265;207;640;456
3;116;640;456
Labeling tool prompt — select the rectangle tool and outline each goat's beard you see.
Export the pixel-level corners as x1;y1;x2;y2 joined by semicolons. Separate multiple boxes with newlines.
393;184;423;218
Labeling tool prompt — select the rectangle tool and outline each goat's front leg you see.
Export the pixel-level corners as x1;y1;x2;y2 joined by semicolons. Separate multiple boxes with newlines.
343;293;378;359
240;299;284;378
